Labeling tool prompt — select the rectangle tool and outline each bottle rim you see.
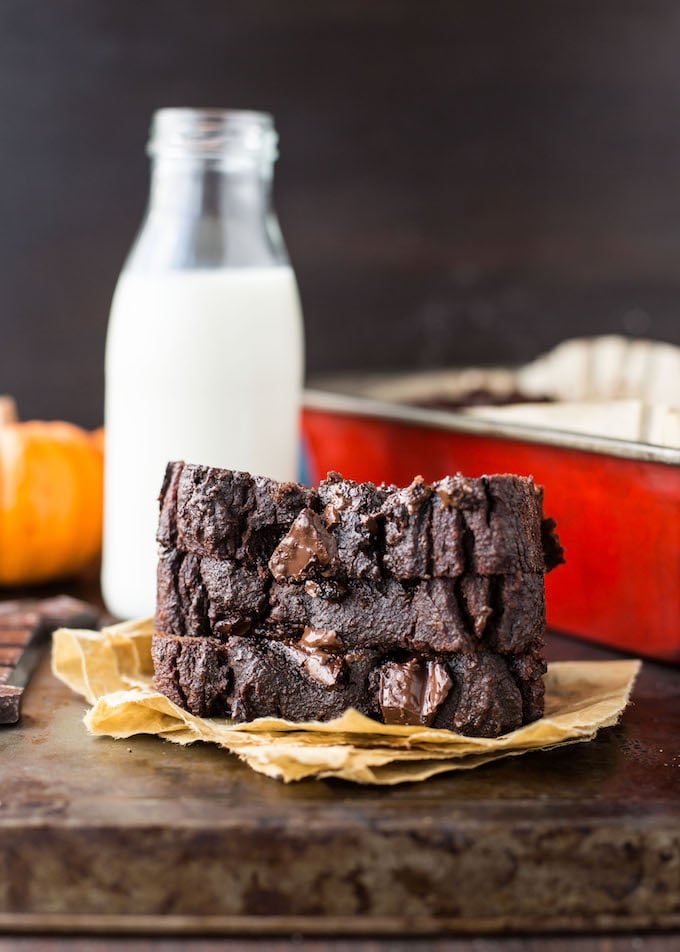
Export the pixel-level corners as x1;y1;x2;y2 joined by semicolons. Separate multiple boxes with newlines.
147;108;278;164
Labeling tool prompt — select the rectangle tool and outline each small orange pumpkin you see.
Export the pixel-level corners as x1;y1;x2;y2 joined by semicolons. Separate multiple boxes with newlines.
0;398;104;586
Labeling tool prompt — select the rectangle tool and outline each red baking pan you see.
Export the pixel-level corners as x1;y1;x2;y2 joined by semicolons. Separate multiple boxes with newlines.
301;390;680;663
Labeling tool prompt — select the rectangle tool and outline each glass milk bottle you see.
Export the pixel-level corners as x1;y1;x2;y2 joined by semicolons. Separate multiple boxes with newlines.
102;109;304;619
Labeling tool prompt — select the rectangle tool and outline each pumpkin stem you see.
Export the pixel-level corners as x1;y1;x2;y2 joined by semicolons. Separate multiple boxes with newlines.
0;395;18;425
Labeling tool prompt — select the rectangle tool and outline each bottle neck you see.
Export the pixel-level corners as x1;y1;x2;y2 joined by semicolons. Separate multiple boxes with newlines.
126;156;288;273
148;157;273;221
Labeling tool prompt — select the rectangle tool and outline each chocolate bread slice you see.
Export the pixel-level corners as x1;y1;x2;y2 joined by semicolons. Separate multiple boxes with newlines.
152;630;381;724
157;550;546;656
153;463;562;736
152;630;538;736
158;463;563;581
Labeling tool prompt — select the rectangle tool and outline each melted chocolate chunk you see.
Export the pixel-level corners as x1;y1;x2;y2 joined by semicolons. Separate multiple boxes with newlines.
302;650;344;687
299;627;343;650
422;662;454;722
295;628;345;686
268;508;338;582
378;659;452;726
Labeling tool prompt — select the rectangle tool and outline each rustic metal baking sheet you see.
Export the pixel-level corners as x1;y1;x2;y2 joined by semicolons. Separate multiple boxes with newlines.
0;633;678;935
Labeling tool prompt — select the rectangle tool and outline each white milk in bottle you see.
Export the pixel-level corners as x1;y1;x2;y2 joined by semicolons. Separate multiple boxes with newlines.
102;110;304;619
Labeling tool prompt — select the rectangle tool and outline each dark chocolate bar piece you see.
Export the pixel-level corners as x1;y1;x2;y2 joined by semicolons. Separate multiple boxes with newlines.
0;596;102;725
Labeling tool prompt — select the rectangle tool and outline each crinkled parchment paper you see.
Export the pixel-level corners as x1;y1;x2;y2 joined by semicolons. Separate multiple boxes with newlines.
51;619;640;785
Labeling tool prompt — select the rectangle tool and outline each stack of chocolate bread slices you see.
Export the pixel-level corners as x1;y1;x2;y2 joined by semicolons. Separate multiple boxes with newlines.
152;463;564;737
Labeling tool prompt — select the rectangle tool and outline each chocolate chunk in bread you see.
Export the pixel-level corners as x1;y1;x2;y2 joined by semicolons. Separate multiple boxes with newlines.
268;508;339;582
376;658;452;726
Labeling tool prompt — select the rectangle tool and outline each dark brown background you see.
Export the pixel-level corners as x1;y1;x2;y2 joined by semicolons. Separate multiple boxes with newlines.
1;0;680;429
